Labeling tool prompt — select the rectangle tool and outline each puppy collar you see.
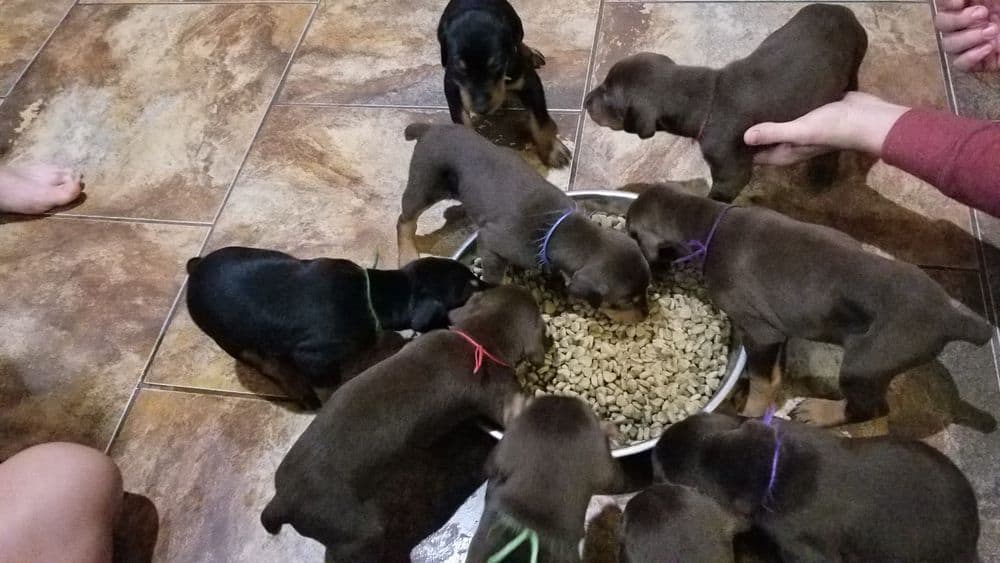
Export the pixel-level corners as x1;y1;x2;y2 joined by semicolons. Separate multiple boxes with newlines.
359;266;381;331
488;527;539;563
672;205;736;272
537;207;577;269
762;404;781;511
451;329;510;373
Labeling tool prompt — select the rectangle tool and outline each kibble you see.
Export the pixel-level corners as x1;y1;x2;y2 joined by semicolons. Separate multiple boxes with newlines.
472;211;731;446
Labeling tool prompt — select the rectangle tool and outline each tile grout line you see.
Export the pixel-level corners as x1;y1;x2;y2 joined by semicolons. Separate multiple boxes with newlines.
1;1;77;99
568;0;606;190
103;2;320;453
44;213;213;227
141;382;295;404
275;101;583;113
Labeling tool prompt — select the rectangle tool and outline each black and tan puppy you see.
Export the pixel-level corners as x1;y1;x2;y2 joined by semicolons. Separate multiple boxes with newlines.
467;396;622;563
261;286;547;562
585;4;867;202
439;0;571;168
626;183;993;426
653;413;981;562
620;483;748;563
186;246;482;409
399;123;651;323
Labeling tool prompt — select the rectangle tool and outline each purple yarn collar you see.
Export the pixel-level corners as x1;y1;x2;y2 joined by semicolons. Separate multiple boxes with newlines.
761;404;781;511
538;208;576;268
672;205;736;271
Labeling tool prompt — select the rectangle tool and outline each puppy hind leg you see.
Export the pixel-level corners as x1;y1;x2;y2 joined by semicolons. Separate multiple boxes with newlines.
398;166;447;266
478;248;509;285
244;353;322;410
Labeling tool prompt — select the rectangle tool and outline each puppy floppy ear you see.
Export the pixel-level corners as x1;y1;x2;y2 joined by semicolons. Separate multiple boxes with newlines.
623;105;657;139
410;298;449;332
566;268;608;309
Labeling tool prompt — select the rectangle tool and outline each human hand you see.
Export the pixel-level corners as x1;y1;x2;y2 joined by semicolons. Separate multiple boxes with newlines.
744;92;910;165
935;0;1000;72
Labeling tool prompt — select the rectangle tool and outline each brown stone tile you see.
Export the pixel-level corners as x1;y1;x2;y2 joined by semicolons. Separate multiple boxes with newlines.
0;218;205;460
110;389;322;561
0;4;312;222
145;105;577;393
279;0;599;109
952;69;1000;121
574;3;973;268
0;0;73;96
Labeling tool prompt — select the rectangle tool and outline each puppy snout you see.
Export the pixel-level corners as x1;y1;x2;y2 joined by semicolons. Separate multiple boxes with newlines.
584;88;598;109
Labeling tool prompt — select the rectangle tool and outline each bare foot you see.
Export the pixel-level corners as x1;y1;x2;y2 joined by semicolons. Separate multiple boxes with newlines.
0;164;83;214
791;398;849;427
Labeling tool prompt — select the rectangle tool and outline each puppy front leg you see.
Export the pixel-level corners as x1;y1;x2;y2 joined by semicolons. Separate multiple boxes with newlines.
705;146;753;203
519;70;571;168
519;42;546;69
741;339;783;417
479;249;509;285
444;74;472;127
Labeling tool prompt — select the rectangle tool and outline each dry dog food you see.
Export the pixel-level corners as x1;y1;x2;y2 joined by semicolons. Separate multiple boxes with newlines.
473;212;732;445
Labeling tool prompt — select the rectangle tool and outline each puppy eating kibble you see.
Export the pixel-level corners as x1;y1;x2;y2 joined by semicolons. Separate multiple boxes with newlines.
621;483;748;563
438;0;571;168
653;413;981;562
626;183;993;426
466;396;623;563
398;123;651;323
261;286;547;562
186;246;482;409
584;4;867;201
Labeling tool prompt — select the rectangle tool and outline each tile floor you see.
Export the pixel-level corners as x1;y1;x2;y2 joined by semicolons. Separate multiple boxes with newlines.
1;0;998;560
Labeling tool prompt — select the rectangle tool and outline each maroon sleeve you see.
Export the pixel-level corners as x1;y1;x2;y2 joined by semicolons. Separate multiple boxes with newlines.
882;109;1000;217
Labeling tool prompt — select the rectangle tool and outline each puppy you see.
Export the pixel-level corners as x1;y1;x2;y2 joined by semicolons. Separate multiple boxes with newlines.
398;123;651;323
626;183;993;426
620;483;748;563
260;286;547;562
438;0;571;168
186;246;481;409
585;4;867;202
467;396;622;563
653;413;981;562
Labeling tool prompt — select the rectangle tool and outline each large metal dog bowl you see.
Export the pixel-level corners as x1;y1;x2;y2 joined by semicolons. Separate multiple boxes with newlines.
452;190;746;457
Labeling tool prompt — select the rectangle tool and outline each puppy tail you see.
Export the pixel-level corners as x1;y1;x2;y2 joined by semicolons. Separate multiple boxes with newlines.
185;257;202;275
945;298;993;346
260;497;286;534
953;400;998;434
404;123;433;141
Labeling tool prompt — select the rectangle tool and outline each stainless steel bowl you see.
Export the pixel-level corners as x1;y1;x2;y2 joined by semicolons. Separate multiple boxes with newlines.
452;190;746;457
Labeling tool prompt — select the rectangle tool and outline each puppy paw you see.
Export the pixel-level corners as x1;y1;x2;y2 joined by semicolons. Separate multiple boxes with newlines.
540;138;572;169
528;46;546;68
791;398;848;427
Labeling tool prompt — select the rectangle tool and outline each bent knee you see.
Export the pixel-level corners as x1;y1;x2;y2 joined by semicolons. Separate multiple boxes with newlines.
2;442;123;518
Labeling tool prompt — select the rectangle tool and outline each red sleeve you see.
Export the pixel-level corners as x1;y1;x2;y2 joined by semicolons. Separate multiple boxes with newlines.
882;109;1000;217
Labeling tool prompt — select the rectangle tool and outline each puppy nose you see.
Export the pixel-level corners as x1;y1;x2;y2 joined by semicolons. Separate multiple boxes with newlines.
583;89;597;108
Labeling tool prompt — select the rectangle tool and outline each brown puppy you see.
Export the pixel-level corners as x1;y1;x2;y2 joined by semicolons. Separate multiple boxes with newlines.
398;123;651;322
260;286;547;562
620;483;748;563
467;396;623;563
626;183;993;426
584;4;867;202
654;413;981;563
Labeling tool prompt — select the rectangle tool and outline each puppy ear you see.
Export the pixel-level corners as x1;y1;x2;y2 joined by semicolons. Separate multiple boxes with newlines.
567;269;608;309
410;298;449;332
624;105;657;139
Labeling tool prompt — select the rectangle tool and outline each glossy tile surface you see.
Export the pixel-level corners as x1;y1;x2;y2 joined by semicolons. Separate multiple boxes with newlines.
575;3;972;268
0;0;73;96
0;218;204;460
280;0;600;109
0;4;311;221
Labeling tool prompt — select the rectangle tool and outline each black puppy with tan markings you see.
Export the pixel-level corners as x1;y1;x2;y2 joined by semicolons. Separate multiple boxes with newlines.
398;123;651;323
186;247;483;409
261;286;547;562
620;483;748;563
585;4;867;202
653;413;981;563
438;0;571;168
626;183;992;426
466;396;623;563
